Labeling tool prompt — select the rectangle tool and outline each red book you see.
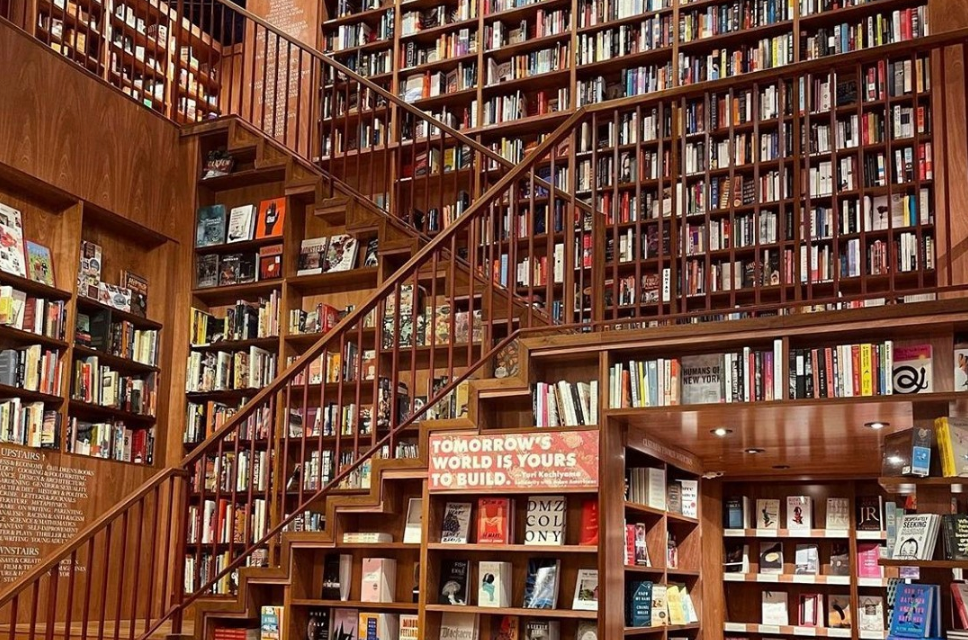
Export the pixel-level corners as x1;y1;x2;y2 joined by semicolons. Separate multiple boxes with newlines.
856;542;882;578
256;198;286;239
580;499;599;545
624;524;636;566
851;345;861;396
477;497;513;544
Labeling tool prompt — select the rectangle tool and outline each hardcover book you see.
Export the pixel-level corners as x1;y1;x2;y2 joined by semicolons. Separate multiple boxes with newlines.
438;559;469;605
524;496;566;545
858;596;884;632
625;580;652;627
892;344;933;394
256;198;286;239
889;584;940;638
680;353;724;404
261;606;283;640
679;480;698;518
523;621;559;640
306;608;330;640
666;483;682;515
579;499;599;545
786;496;812;530
759;542;783;574
943;513;968;560
938;416;968;477
892;513;940;560
439;613;478;640
571;569;598;611
956;348;968;391
724;496;750;529
326;234;359;272
856;496;883;532
650;584;668;626
358;612;397;640
756;499;780;530
120;270;148;318
724;543;750;573
794;544;819;575
402;497;422;544
477;561;512;608
825;497;850;530
330;608;358;640
799;594;822;627
297;237;329;276
398;614;418;640
360;557;396;603
856;542;882;578
25;241;54;286
226;204;256;243
259;244;282;280
574;622;597;640
0;204;26;278
829;543;850;576
196;205;227;247
762;590;789;626
522;558;560;609
363;239;379;267
476;497;513;544
440;502;472;543
321;553;352;600
78;240;103;297
491;616;518;640
828;594;851;628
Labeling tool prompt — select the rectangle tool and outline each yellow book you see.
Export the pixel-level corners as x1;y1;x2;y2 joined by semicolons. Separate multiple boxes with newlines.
937;417;955;477
666;584;687;625
860;343;873;396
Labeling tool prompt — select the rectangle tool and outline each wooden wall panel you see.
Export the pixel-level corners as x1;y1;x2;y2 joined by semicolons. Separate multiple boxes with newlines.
0;21;195;244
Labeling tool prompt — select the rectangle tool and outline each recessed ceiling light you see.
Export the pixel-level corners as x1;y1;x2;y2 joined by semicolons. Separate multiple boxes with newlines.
866;421;888;430
772;464;790;470
745;448;765;454
710;428;733;437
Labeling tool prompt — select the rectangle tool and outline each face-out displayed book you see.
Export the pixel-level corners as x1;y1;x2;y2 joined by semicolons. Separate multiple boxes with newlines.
892;344;933;394
522;558;560;609
477;561;512;608
936;416;968;478
0;203;27;278
756;499;780;530
296;234;360;276
759;542;783;574
439;612;478;640
524;495;567;545
892;513;940;560
440;502;472;544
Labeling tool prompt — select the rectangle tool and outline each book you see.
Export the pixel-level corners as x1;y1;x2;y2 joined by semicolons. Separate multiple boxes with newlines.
440;502;472;543
524;495;566;545
892;513;940;560
321;553;352;600
724;496;750;529
937;416;968;477
330;609;359;640
762;590;789;625
856;542;882;578
226;204;257;243
829;543;850;576
889;584;940;638
724;543;749;573
650;584;668;626
326;234;359;272
403;497;422;544
786;496;812;530
396;614;417;640
572;569;598;611
679;480;698;518
957;348;968;391
953;583;968;628
307;608;330;640
680;353;724;404
491;616;518;640
943;514;968;560
196;204;227;247
794;544;819;575
363;239;379;267
579;499;599;545
476;497;513;544
196;254;218;288
260;606;283;640
358;612;397;640
25;241;54;286
360;557;396;602
523;621;559;640
438;559;469;605
825;498;850;530
522;558;560;609
297;237;329;276
258;244;283;280
477;561;512;608
883;428;934;477
439;613;478;640
0;204;26;277
799;594;822;626
858;595;884;632
256;198;286;239
828;594;851;628
78;240;102;297
759;542;783;574
856;496;883;532
120;270;148;318
892;344;933;394
625;580;652;627
574;622;597;640
756;499;780;530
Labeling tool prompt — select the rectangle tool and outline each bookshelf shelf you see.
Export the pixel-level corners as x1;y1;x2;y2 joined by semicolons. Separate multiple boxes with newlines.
722;528;851;539
722;573;852;585
724;623;852;637
483;0;571;21
0;271;72;300
335;542;420;550
877;558;968;569
72;344;160;374
0;384;65;405
424;605;598;618
878;476;966;493
290;599;419;610
191;281;282;304
190;336;280;352
197;166;287;190
75;296;163;330
0;326;69;349
425;543;598;553
67;399;156;425
287;267;380;292
624;627;665;635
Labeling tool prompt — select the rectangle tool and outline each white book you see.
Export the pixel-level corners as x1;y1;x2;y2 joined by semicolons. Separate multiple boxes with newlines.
440;613;479;640
440;502;473;544
679;480;698;519
403;497;422;544
478;561;512;608
857;595;884;632
762;590;789;625
786;496;813;530
226;204;256;243
646;467;666;511
825;498;850;530
525;495;566;545
756;499;781;530
572;569;598;611
360;557;396;603
892;514;939;560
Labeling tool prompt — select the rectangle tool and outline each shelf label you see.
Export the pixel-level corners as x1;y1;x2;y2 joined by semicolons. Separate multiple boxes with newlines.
428;430;599;492
827;629;851;638
857;578;884;587
794;627;818;636
724;623;746;633
824;529;849;538
792;575;815;584
756;529;778;538
756;574;779;583
759;625;782;634
724;529;744;537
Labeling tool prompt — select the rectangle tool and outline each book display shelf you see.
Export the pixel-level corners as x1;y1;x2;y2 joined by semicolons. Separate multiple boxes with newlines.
0;165;173;466
24;0;223;119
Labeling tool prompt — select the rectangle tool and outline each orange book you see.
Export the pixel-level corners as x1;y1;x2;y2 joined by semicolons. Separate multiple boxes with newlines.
256;197;286;238
477;497;513;544
579;499;599;545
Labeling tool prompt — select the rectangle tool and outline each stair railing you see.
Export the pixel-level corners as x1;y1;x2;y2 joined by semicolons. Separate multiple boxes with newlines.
0;103;590;640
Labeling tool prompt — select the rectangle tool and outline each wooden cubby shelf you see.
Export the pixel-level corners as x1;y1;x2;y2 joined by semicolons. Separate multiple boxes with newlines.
425;605;599;618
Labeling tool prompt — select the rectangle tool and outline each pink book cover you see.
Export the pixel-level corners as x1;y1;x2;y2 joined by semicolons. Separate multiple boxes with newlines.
856;542;882;578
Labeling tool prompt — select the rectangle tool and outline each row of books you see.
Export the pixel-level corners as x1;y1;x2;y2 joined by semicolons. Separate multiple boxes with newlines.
325;16;394;53
401;30;477;69
626;468;698;515
724;539;884;581
192;450;271;495
68;419;154;464
679;0;793;43
184;400;239;444
626;581;698;628
788;341;914;400
287;403;375;440
0;400;59;448
753;590;878;629
486;9;570;49
401;3;477;36
185;347;278;393
288;343;372;386
76;312;160;366
480;88;568;126
400;64;477;102
0;288;67;340
72;357;157;416
436;495;598;545
577;64;673;106
187;497;269;545
801;7;929;60
0;346;62;395
532;379;599;427
190;295;280;347
195;247;282;289
77;242;150;318
297;234;372;276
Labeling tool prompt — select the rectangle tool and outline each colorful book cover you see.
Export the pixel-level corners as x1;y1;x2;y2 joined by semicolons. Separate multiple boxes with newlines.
888;584;935;637
0;203;26;277
196;204;227;247
256;198;286;239
26;240;54;286
892;344;933;394
477;497;512;544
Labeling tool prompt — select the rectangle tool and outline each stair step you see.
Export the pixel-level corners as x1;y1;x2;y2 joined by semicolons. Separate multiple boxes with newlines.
316;196;351;220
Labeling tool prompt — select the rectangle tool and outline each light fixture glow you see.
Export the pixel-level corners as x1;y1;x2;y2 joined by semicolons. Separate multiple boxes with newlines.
745;447;765;454
711;428;733;437
866;421;888;430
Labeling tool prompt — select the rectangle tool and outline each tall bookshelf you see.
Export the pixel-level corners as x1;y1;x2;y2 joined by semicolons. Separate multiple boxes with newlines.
0;165;174;466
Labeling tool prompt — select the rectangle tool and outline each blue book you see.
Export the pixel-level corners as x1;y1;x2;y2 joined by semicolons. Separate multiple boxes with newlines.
889;584;940;638
625;580;653;627
522;559;560;609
